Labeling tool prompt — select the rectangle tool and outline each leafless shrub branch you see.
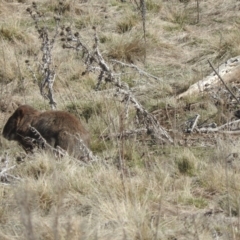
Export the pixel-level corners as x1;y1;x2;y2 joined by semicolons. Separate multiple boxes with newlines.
26;2;62;109
62;27;173;144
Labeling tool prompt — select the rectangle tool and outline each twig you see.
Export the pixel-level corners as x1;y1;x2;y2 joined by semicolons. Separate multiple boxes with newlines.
66;132;99;162
111;59;163;82
132;0;147;62
28;126;98;164
188;114;200;133
0;165;17;176
0;153;21;183
196;0;200;23
140;0;147;63
100;128;147;140
25;60;38;84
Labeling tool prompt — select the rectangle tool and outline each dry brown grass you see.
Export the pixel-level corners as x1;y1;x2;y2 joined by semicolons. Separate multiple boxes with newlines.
1;0;240;239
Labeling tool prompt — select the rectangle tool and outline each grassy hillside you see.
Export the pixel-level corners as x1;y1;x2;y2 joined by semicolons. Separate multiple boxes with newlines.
1;0;240;239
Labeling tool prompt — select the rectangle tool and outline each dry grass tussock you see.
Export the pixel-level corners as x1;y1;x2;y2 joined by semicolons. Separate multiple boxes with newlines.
1;149;240;240
2;0;240;239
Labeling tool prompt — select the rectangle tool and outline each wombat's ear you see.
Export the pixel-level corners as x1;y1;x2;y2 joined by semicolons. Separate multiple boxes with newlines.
12;101;20;111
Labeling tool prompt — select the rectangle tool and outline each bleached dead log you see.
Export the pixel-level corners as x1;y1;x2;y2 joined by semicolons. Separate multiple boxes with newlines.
208;60;240;104
178;56;240;99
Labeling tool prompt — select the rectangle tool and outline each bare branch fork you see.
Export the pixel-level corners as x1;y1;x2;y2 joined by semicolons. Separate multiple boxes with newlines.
26;2;62;109
62;27;173;144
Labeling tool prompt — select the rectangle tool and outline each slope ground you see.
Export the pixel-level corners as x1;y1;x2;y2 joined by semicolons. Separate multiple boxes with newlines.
1;0;240;239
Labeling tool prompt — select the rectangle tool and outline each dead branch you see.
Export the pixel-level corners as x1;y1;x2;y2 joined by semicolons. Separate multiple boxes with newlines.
197;119;240;133
26;2;61;109
185;114;200;133
66;132;99;163
111;59;162;82
118;88;173;143
100;128;147;140
0;153;21;184
62;27;173;144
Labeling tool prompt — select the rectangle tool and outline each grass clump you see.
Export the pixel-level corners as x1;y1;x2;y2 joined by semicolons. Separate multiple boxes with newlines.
177;157;195;175
146;0;162;13
90;138;108;154
66;101;103;123
213;30;240;60
116;14;138;34
17;153;55;179
218;193;240;217
120;140;143;167
162;3;198;28
185;197;208;209
0;26;27;43
107;34;146;62
176;149;196;176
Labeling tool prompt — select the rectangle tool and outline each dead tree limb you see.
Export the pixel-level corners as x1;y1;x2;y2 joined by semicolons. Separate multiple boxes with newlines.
197;119;240;133
62;27;173;144
26;2;61;109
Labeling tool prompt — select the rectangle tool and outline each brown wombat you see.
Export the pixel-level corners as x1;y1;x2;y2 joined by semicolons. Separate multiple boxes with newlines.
2;105;90;159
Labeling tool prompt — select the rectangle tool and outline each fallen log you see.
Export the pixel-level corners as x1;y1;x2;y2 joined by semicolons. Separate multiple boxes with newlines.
178;56;240;99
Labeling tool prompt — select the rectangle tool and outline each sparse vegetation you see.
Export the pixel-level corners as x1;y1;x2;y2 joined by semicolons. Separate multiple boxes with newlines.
1;0;240;239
